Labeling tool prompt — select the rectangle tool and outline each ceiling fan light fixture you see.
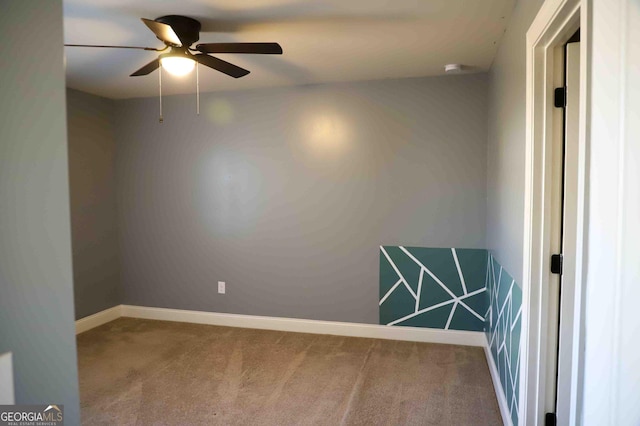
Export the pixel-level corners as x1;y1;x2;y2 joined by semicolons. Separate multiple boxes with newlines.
160;54;195;76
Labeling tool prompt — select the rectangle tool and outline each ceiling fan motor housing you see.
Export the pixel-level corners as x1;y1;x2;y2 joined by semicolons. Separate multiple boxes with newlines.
155;15;201;46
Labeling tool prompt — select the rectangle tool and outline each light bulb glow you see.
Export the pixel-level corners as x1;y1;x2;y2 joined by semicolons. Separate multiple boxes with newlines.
160;56;195;76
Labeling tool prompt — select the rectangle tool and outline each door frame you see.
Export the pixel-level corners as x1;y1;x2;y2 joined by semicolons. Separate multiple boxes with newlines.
522;0;588;424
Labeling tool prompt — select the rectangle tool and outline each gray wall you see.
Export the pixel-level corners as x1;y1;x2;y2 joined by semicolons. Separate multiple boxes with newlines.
486;0;544;283
67;89;122;320
115;74;488;324
0;1;80;423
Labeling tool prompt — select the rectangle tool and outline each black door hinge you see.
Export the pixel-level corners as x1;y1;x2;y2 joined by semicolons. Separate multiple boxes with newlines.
545;412;557;426
551;254;563;274
554;87;566;108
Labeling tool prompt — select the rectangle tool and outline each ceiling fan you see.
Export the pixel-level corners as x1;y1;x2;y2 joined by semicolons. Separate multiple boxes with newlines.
65;15;283;78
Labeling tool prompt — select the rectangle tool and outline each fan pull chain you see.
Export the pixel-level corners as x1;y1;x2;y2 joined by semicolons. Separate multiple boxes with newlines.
159;62;163;123
196;62;200;116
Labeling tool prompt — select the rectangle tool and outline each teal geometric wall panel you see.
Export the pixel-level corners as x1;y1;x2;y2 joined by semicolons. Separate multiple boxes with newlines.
485;254;522;426
379;246;523;425
379;246;488;331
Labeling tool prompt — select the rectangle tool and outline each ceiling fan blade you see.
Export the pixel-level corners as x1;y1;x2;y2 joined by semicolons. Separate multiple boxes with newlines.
130;58;160;76
196;42;283;55
194;54;250;78
141;18;182;47
65;44;165;51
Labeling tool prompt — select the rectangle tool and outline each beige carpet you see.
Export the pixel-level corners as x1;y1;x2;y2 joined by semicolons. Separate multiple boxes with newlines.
77;318;501;425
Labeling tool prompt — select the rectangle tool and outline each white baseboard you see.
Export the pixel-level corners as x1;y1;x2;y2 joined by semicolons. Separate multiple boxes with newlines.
75;304;486;347
484;335;512;426
119;305;486;347
75;303;497;351
75;305;122;335
0;352;14;405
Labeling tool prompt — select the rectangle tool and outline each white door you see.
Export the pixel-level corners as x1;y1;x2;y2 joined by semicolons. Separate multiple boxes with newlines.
555;39;580;426
546;39;581;426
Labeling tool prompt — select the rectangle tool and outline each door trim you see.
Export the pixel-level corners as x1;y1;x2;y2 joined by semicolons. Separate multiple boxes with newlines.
523;0;588;424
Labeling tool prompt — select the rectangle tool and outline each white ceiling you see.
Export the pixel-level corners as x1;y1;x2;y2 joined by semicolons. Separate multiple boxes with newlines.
63;0;514;99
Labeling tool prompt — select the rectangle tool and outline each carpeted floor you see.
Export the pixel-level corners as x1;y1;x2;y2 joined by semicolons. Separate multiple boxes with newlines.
76;318;501;425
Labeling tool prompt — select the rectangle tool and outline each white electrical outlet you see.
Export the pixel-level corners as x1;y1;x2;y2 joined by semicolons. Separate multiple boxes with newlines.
217;281;225;294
